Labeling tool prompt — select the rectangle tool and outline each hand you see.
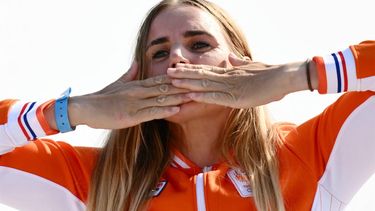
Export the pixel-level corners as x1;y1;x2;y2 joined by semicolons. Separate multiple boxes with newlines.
167;54;303;108
69;62;191;129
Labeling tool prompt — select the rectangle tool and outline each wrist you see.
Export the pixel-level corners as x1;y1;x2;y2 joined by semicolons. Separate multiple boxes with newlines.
280;60;319;94
308;59;319;90
67;95;88;127
279;61;307;94
42;94;90;132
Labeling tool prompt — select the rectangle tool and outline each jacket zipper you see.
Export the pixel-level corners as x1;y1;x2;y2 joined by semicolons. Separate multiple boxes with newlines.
196;166;212;211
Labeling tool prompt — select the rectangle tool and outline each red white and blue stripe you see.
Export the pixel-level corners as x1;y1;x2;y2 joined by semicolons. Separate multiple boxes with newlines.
321;47;357;93
5;101;47;145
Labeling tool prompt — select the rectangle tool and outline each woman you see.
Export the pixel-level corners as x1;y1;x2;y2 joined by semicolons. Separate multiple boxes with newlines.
0;0;374;210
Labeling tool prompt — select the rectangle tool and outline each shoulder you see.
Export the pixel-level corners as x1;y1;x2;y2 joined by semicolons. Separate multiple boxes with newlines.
0;138;100;201
0;139;100;209
1;138;100;167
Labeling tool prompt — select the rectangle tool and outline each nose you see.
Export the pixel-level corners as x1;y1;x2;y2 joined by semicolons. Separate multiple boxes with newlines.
169;44;190;68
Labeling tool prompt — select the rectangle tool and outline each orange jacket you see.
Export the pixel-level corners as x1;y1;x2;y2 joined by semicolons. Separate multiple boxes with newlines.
0;41;375;211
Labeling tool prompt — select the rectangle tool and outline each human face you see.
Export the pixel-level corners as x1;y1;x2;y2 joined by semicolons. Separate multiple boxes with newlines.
146;5;232;123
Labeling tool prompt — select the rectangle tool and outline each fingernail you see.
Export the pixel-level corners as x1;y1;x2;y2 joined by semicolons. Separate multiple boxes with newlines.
167;68;176;74
229;52;237;58
170;107;180;113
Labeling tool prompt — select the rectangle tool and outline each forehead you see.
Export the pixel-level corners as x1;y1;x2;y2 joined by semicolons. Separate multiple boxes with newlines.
148;5;225;41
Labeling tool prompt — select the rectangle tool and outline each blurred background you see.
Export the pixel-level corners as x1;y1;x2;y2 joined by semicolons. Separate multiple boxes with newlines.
0;0;374;210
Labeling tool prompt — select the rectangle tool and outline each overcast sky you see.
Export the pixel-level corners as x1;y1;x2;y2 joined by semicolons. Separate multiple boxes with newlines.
1;0;374;210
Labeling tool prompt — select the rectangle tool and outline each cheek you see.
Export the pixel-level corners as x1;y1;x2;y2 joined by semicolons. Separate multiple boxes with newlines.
147;61;169;77
193;48;229;67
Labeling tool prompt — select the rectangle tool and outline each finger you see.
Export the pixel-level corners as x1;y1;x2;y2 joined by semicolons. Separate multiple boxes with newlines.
167;66;225;81
228;53;251;66
120;61;138;82
175;63;229;74
142;93;192;108
136;106;180;122
139;75;172;87
138;85;190;98
186;92;236;107
171;78;229;92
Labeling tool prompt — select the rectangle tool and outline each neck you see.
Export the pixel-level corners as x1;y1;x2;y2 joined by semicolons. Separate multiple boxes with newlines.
169;110;231;168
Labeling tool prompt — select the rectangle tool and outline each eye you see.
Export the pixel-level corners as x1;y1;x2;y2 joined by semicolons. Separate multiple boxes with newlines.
191;41;211;51
152;50;169;60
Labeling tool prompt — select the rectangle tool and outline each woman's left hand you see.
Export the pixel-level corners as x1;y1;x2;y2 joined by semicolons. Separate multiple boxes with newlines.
167;54;308;108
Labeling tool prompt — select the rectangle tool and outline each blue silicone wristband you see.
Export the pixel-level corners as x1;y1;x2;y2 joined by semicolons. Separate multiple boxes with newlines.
55;87;75;133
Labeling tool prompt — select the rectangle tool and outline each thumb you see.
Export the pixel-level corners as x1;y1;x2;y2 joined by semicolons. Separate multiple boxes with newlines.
228;53;251;66
120;61;138;82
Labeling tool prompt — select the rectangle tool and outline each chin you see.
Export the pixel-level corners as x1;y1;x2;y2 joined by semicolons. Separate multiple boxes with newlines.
165;102;229;124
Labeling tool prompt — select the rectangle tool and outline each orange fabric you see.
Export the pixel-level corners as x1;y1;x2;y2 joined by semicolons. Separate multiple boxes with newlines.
312;56;328;94
149;160;257;211
0;99;17;124
283;92;375;180
352;40;375;79
36;99;59;135
0;139;99;203
278;92;375;210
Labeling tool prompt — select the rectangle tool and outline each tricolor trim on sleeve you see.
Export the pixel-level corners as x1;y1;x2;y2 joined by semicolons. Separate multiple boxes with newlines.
313;47;357;94
9;101;45;142
2;100;58;148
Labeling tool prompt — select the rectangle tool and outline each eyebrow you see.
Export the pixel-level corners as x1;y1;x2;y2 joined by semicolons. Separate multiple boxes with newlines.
146;30;214;50
147;37;168;50
183;30;214;38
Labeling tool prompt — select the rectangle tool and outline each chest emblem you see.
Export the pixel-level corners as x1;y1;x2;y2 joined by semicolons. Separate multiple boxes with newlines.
227;169;253;197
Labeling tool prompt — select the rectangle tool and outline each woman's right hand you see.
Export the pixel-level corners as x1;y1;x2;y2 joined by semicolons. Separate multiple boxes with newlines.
67;62;191;129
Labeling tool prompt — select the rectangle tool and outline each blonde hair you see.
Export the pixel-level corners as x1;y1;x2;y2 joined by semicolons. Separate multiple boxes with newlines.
87;0;285;211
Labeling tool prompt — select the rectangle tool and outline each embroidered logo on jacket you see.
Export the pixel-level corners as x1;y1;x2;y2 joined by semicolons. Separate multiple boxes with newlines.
227;169;252;197
150;180;167;197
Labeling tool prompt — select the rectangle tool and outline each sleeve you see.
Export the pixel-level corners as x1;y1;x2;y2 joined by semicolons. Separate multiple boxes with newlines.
0;100;99;210
313;40;375;94
280;40;375;209
0;99;58;154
